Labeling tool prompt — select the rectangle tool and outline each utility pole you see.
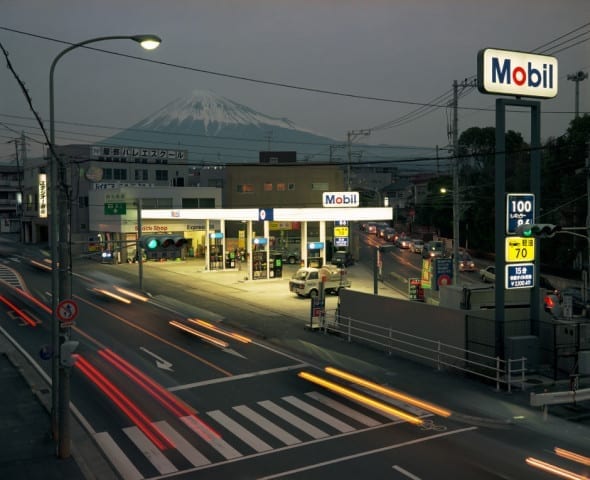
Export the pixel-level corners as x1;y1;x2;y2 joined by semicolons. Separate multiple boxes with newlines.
449;79;477;283
452;80;460;283
586;141;590;303
567;71;588;118
7;136;24;241
346;130;370;191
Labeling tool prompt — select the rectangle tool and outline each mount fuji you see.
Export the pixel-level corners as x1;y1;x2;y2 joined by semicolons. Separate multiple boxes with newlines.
100;89;436;165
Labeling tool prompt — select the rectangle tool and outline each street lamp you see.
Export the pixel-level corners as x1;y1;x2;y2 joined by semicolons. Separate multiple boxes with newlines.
48;33;161;459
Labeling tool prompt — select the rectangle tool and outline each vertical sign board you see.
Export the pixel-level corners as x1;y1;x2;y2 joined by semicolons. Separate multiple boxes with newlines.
506;193;534;234
434;257;453;290
38;173;47;218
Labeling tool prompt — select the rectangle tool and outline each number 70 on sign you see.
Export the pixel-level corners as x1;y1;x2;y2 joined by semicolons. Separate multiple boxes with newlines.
505;237;536;262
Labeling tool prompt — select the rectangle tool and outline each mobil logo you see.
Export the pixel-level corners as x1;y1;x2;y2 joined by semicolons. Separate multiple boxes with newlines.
322;191;360;208
477;48;558;99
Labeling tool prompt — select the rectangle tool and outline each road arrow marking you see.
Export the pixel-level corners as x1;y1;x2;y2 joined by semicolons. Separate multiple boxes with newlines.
140;346;174;371
223;348;247;359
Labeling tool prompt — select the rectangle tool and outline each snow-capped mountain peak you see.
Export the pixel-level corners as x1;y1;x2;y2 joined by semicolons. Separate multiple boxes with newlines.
137;89;313;135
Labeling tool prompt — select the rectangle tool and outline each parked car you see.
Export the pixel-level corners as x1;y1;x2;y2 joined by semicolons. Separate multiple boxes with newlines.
479;265;495;282
458;252;476;272
410;239;424;253
422;240;444;259
331;250;354;267
271;249;300;265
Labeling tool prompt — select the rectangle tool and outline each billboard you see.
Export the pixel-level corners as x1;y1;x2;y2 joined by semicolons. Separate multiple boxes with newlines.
477;48;558;99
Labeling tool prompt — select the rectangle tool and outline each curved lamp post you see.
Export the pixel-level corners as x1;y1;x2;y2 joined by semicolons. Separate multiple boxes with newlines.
48;34;161;458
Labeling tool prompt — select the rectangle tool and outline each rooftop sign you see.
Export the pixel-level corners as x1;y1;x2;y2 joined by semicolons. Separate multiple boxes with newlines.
322;192;359;208
477;48;558;99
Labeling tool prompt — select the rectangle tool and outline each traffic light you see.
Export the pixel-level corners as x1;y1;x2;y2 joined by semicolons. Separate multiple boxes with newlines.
141;235;187;249
515;223;561;238
172;235;188;247
141;236;160;250
60;340;79;367
544;292;562;317
161;235;187;248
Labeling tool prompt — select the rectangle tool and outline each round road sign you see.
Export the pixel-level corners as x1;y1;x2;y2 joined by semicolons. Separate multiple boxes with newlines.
57;299;78;322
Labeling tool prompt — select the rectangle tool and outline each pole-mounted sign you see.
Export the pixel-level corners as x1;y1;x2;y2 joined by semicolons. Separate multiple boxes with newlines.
477;48;558;99
506;193;534;234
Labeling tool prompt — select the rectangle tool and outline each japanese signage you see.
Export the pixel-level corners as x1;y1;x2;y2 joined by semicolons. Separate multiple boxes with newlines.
505;237;536;262
90;146;186;161
505;263;534;289
38;174;47;218
506;193;534;234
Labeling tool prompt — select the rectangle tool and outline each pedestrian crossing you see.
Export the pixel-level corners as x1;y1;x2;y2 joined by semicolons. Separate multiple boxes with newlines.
96;390;431;479
0;263;26;290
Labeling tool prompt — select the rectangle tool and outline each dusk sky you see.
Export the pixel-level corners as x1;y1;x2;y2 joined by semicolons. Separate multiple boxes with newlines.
1;0;589;162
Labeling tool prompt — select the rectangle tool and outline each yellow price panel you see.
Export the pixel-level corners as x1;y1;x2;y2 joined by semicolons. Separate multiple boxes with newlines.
334;226;349;237
505;237;535;262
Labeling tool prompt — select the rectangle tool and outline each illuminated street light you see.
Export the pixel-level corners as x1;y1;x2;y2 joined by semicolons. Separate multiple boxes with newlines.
48;33;161;459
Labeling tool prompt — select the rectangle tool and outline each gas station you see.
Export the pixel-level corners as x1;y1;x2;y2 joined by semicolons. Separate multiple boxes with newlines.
140;200;392;281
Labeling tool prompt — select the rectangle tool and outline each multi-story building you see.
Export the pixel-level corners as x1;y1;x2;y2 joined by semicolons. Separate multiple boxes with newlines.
0;162;23;235
21;144;207;253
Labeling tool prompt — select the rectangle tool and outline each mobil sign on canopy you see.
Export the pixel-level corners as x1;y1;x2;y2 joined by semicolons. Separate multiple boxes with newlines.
477;48;558;99
323;191;359;208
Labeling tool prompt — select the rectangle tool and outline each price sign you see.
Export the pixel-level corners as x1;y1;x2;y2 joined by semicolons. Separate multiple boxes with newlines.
506;193;534;234
505;237;536;262
333;226;349;237
505;263;534;289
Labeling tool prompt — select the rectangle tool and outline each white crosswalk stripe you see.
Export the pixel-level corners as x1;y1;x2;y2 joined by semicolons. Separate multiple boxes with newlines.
153;421;211;467
282;395;355;433
233;404;301;445
180;415;242;459
258;399;329;439
304;391;382;427
123;426;178;475
207;409;273;452
0;264;25;289
95;432;143;480
100;390;416;479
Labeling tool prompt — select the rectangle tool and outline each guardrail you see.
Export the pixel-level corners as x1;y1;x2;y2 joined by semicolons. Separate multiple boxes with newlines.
530;386;590;420
321;310;527;392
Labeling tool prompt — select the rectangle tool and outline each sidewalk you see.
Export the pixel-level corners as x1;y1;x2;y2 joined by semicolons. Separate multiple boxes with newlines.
0;332;98;480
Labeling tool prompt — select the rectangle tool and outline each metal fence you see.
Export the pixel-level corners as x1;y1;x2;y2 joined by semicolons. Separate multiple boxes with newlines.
320;309;527;392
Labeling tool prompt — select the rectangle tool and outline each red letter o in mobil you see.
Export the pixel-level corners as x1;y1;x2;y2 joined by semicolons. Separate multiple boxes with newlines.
512;66;526;86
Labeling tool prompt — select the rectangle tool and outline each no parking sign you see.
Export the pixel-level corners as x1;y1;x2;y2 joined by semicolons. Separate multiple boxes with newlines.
57;299;78;327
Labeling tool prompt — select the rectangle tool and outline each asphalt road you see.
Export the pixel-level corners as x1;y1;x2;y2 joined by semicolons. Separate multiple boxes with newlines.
1;239;588;480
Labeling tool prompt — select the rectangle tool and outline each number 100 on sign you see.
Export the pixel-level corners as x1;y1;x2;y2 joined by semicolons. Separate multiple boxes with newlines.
506;193;534;234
